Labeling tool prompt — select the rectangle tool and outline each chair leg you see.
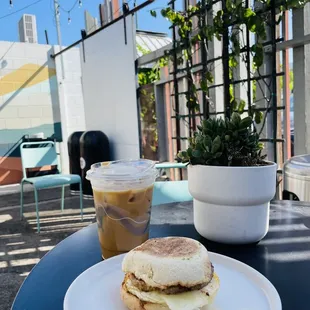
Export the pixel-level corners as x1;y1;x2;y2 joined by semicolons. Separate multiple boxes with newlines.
34;189;40;233
61;186;65;212
20;181;24;220
79;182;83;221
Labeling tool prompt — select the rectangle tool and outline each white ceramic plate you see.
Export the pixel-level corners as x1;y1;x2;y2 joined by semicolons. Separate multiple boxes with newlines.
64;252;282;310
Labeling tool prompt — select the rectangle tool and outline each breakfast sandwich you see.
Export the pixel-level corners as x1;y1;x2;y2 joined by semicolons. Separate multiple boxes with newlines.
121;237;220;310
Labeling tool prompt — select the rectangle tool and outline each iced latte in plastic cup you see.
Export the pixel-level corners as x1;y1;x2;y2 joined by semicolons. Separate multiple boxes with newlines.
86;160;158;259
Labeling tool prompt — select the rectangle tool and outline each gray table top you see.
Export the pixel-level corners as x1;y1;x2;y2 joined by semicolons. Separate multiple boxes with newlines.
12;200;310;310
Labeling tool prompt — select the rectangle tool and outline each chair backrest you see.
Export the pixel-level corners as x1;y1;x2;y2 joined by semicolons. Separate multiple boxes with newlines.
152;180;193;206
155;162;188;169
20;141;58;178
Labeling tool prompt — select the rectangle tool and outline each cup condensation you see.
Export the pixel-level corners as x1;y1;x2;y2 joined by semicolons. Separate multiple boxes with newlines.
86;160;158;259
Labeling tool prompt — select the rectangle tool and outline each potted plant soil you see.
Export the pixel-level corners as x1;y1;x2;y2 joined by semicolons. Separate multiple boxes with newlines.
178;113;277;244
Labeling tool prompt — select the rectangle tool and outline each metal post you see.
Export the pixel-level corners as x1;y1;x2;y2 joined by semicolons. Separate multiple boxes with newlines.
45;30;49;45
201;0;209;120
245;0;252;116
222;0;231;118
270;0;278;164
54;0;65;79
282;11;291;159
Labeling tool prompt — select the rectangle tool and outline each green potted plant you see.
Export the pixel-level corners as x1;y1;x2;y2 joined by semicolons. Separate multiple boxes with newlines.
149;0;309;243
178;113;276;244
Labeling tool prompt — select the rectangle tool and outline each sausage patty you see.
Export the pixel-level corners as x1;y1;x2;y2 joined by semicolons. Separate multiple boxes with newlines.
126;264;214;295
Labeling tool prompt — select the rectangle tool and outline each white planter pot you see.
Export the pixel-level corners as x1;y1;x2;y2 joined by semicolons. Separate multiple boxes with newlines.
188;163;277;244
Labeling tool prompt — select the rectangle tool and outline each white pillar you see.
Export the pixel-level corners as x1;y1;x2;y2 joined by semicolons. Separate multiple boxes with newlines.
292;5;310;155
233;25;249;115
208;2;223;117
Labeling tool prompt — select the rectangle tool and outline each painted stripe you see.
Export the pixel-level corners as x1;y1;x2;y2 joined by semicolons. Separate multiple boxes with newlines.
0;64;56;96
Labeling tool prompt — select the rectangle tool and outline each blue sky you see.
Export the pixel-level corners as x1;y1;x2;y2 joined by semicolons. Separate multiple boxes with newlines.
0;0;174;46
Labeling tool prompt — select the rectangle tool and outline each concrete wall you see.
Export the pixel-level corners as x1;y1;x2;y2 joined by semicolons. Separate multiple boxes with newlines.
81;16;140;160
0;41;84;184
54;46;86;174
0;41;60;185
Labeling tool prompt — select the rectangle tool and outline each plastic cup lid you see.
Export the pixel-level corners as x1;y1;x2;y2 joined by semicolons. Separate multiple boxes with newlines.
86;159;158;182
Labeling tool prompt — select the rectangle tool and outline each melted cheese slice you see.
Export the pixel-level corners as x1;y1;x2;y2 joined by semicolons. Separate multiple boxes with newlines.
126;273;219;310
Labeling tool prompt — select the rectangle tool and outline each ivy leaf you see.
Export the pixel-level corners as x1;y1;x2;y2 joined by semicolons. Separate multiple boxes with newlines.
229;85;234;103
276;14;283;25
215;33;222;41
254;111;263;124
184;49;189;60
150;10;157;18
238;100;246;113
229;56;238;68
181;151;188;158
253;44;264;68
226;0;233;11
161;8;170;18
244;8;255;18
231;99;238;110
217;9;224;17
200;79;208;92
206;71;214;84
248;15;258;33
258;142;264;150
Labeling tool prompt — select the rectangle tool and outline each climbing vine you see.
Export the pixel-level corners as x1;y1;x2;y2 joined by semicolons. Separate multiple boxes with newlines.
150;0;309;124
137;44;167;160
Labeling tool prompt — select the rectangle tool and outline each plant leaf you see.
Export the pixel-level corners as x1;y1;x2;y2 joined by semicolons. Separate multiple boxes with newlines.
150;10;157;17
200;79;208;92
203;135;212;148
192;150;202;158
231;112;241;126
211;136;221;153
206;71;214;84
238;100;246;113
244;8;255;18
240;116;252;129
254;111;263;124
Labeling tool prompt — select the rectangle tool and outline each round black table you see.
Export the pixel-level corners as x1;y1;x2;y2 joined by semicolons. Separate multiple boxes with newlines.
12;200;310;310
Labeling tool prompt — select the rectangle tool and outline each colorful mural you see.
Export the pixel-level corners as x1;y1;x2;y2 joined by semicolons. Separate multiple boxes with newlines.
0;54;61;185
0;64;56;96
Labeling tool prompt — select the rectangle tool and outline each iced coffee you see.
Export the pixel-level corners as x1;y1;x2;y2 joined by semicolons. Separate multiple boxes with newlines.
86;160;158;259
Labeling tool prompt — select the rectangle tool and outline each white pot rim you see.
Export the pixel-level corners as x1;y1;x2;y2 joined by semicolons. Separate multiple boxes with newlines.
188;161;277;170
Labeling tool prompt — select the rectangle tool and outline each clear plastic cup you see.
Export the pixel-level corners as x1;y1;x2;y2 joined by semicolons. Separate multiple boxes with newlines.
86;159;158;259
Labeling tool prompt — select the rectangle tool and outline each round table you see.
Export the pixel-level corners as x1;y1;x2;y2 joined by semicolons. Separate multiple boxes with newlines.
12;200;310;310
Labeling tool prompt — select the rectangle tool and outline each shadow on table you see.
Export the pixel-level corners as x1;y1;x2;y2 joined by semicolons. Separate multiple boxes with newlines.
151;213;310;310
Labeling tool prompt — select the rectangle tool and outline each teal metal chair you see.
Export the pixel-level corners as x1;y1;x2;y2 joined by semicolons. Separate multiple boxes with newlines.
20;141;83;232
155;162;188;181
155;162;188;169
152;180;192;206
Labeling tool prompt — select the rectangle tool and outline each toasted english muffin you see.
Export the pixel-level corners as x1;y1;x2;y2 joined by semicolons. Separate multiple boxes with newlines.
121;272;220;310
122;237;213;289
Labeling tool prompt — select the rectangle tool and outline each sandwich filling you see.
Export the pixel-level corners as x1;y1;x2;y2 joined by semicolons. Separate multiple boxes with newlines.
125;263;214;295
123;272;220;310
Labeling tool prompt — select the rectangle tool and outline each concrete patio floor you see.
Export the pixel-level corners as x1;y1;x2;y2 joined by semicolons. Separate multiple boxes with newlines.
0;190;95;310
